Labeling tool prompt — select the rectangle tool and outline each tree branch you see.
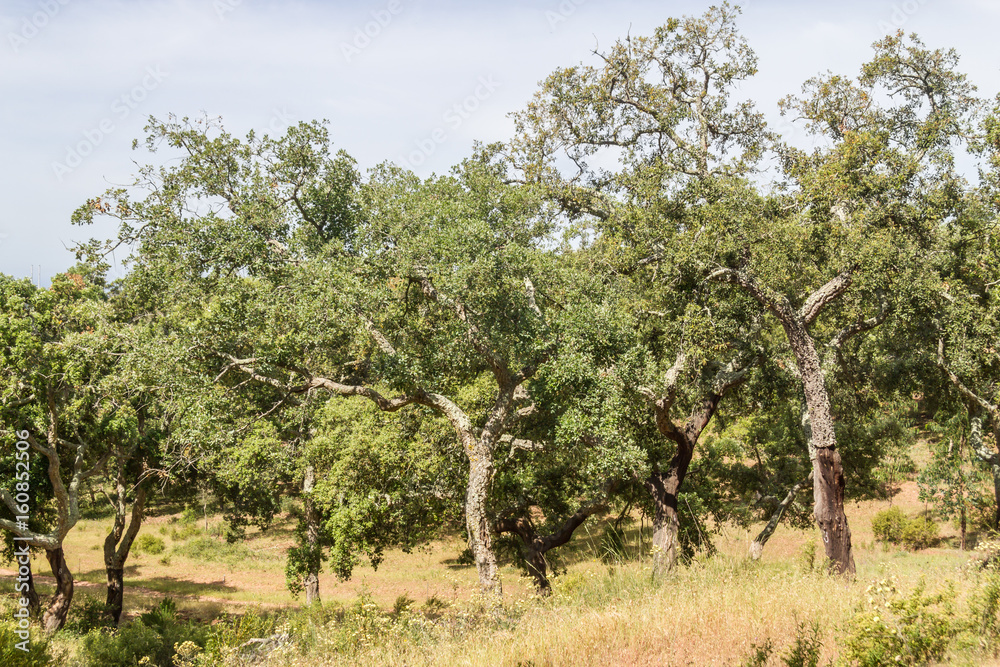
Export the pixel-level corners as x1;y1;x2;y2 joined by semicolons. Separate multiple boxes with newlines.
937;339;999;418
800;270;854;325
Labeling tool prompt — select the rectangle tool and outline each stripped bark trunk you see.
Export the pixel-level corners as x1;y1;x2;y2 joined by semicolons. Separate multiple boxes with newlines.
641;357;747;576
41;547;73;633
465;434;500;597
302;464;321;605
785;320;855;575
646;456;689;576
709;268;857;576
750;477;808;560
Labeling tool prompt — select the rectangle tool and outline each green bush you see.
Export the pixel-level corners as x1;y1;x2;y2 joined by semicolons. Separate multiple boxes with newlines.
900;516;938;550
134;533;166;556
170;522;202;542
969;557;1000;654
872;507;938;550
0;620;59;666
872;507;907;544
841;577;959;666
81;598;208;667
172;536;277;567
180;504;200;525
64;597;114;634
200;607;278;665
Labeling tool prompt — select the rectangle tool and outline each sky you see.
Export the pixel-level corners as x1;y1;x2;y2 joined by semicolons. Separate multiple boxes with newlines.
1;0;998;284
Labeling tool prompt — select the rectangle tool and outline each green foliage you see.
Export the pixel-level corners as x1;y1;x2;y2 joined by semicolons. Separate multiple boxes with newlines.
918;409;995;538
872;507;939;550
81;599;207;667
169;522;202;542
782;621;821;667
740;638;774;667
134;533;166;556
0;620;58;666
969;565;1000;655
198;607;278;666
64;597;115;634
900;516;939;551
841;577;960;666
872;507;908;544
180;505;199;525
799;540;818;574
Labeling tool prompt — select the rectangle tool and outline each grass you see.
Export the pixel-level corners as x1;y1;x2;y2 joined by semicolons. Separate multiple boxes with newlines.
3;466;1000;665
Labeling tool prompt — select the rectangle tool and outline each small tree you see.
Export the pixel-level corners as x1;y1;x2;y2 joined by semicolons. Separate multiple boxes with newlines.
919;405;994;549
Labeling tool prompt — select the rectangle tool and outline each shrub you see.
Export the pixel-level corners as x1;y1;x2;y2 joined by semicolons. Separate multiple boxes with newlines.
798;540;817;574
0;620;59;666
133;534;166;556
172;537;278;567
740;638;773;667
180;504;200;525
872;507;907;544
900;516;938;550
969;554;1000;654
81;598;208;667
841;577;959;666
64;597;115;634
872;507;938;550
782;621;821;667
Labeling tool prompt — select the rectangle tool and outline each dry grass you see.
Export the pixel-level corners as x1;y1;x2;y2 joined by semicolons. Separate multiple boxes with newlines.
2;474;997;665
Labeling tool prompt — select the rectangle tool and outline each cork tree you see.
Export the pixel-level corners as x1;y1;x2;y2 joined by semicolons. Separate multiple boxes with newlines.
73;117;609;599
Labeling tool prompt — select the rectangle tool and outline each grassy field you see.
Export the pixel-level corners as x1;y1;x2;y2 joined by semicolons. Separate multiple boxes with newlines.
3;478;999;665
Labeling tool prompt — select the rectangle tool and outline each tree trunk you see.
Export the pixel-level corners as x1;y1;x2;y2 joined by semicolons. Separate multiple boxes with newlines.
750;478;809;560
646;469;684;576
466;443;501;598
968;414;1000;531
641;358;744;577
497;503;603;595
960;505;967;551
41;546;73;634
106;567;124;624
303;464;321;606
104;479;147;626
498;518;551;594
784;320;855;575
18;553;42;616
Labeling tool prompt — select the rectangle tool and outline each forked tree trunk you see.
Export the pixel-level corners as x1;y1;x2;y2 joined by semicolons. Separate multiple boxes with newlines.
497;503;603;595
784;321;855;575
643;372;740;576
302;464;322;606
497;517;554;594
749;477;808;560
104;474;147;625
41;546;73;634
